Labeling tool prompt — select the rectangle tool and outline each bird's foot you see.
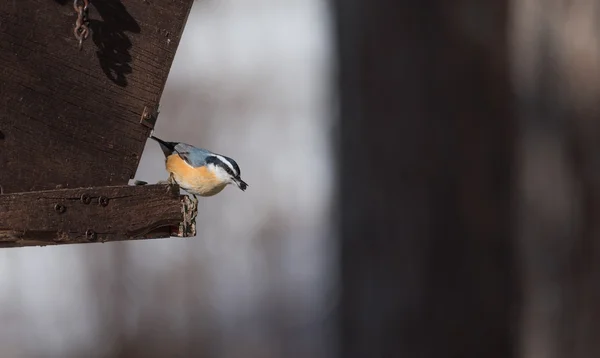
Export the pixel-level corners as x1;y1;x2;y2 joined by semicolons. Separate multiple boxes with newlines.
157;173;176;186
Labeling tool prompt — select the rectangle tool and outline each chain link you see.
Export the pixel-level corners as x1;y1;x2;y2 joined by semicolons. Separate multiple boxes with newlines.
73;0;90;50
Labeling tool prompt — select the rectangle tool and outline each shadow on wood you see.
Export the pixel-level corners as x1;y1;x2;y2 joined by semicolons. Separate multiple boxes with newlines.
90;0;141;87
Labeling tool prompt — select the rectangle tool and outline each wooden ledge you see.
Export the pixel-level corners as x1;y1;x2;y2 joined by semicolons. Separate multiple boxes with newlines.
0;184;197;248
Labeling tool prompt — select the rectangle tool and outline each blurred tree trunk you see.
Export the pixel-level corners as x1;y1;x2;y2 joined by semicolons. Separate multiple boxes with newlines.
334;1;518;357
512;1;600;357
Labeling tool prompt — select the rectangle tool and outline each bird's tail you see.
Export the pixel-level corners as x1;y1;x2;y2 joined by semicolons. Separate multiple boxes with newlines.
150;135;177;157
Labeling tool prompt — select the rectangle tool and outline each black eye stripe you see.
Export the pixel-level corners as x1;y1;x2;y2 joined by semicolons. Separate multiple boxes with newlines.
222;164;235;176
207;156;238;177
230;160;241;177
221;155;241;177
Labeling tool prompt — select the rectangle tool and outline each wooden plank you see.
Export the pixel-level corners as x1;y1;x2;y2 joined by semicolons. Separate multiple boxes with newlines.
0;0;194;193
0;184;197;247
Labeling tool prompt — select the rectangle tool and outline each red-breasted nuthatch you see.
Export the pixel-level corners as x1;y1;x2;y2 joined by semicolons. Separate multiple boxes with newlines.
150;136;248;198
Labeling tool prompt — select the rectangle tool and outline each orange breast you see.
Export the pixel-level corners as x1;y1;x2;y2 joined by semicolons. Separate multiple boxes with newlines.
165;155;227;196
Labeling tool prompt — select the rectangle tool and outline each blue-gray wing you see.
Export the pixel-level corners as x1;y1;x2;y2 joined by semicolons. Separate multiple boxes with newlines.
173;143;213;168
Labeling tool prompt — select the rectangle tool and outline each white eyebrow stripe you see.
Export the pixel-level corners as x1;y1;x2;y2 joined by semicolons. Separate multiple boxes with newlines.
215;154;237;175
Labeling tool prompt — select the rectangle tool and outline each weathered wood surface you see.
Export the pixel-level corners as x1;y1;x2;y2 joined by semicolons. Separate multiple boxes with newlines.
0;184;196;247
0;0;194;193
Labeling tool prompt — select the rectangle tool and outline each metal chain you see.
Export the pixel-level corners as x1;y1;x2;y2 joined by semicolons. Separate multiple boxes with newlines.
73;0;90;50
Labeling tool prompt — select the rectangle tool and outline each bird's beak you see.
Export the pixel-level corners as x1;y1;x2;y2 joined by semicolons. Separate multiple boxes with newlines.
234;178;248;191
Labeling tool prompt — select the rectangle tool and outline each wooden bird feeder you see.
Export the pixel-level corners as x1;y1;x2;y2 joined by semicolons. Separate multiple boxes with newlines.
0;0;197;247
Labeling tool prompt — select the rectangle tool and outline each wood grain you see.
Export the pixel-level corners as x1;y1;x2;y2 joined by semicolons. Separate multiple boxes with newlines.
0;184;194;247
0;0;194;193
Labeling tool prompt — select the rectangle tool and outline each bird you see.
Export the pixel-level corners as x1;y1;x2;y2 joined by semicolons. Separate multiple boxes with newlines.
149;135;248;200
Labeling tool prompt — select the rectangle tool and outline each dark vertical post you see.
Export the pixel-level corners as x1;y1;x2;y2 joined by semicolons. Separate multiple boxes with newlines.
334;1;518;357
511;2;600;357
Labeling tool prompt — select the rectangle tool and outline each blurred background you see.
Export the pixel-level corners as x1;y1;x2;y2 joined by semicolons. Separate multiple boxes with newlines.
0;0;336;357
3;0;600;357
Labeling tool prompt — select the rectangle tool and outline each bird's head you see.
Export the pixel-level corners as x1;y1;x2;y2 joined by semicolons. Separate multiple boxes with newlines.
206;155;248;191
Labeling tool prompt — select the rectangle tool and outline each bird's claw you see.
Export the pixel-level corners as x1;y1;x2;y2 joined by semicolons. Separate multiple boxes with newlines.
157;173;176;186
